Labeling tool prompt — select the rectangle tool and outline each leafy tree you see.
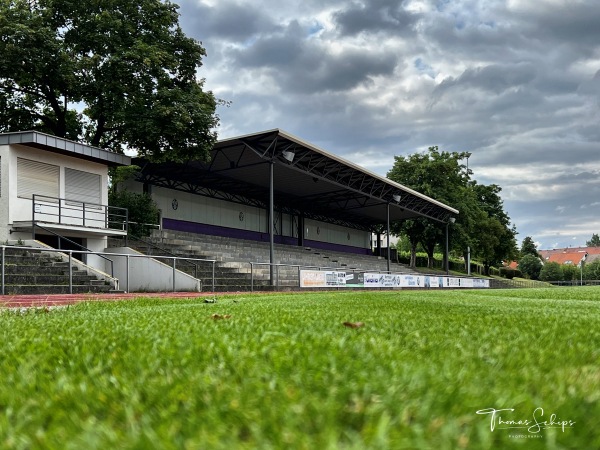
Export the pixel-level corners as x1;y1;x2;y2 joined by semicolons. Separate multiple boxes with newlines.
109;190;160;238
586;233;600;247
518;254;543;280
520;236;539;258
561;264;579;282
469;182;518;274
387;147;471;267
539;261;562;281
583;259;600;280
0;0;219;162
387;147;517;273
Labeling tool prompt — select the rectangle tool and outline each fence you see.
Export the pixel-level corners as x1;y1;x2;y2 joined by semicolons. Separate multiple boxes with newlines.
0;245;215;295
248;262;365;292
248;262;497;291
32;194;128;233
548;280;600;287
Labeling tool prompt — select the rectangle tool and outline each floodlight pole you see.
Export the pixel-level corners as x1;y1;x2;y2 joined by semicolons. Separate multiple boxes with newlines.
445;218;455;275
387;202;391;273
445;222;449;275
269;160;275;286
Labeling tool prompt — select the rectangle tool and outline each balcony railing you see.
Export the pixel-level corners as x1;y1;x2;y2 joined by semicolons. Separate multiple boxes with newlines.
32;194;128;233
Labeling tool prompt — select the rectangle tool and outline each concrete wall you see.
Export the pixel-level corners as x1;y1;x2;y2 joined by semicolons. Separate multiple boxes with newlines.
304;218;370;249
122;180;371;251
0;143;111;248
0;147;7;243
105;247;202;292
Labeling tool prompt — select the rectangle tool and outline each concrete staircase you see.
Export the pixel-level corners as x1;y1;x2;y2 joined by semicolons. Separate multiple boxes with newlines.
1;246;114;295
123;230;419;292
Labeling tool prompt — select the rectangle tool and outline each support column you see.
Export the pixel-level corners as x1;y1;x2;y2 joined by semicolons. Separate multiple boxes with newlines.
387;202;391;273
445;222;449;275
298;214;304;247
269;161;275;286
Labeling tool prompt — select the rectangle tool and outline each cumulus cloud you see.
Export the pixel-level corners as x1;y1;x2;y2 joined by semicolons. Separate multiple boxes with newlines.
177;0;600;249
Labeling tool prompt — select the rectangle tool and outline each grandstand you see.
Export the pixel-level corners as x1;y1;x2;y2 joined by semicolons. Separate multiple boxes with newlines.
118;129;458;289
1;129;458;293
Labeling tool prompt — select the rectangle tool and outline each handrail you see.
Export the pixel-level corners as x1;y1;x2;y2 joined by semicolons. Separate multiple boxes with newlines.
32;193;128;232
101;249;216;292
246;261;522;291
33;223;115;278
0;245;217;294
124;235;201;279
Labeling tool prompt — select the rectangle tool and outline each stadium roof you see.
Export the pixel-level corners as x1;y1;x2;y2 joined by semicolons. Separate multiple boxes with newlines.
133;129;458;230
0;131;130;166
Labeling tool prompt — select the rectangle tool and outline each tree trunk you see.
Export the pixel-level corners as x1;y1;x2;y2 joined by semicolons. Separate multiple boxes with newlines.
427;252;434;268
483;263;491;276
410;242;417;268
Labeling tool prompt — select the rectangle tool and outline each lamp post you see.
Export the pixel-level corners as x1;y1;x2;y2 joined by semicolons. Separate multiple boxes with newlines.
580;252;588;286
386;201;391;273
445;217;456;275
386;194;401;273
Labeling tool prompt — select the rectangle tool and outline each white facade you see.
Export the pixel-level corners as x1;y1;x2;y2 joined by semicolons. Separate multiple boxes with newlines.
0;133;129;270
123;181;371;250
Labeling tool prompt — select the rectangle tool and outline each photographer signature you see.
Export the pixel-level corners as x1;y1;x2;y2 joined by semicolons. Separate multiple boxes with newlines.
476;407;575;433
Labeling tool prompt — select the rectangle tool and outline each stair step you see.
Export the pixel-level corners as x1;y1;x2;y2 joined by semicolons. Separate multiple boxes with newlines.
0;245;115;295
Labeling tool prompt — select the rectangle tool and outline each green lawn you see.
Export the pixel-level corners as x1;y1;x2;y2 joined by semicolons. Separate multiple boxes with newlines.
1;288;599;449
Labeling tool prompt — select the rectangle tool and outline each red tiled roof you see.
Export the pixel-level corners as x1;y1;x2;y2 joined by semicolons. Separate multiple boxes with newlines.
539;246;600;261
545;251;589;265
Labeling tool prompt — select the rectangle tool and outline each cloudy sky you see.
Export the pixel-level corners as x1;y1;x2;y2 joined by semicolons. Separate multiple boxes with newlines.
176;0;600;250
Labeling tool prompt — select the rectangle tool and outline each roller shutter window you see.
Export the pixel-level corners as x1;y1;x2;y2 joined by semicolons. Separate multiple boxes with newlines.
17;158;59;200
65;168;101;206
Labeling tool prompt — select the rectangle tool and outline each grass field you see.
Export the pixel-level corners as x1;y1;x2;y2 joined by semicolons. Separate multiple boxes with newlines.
1;287;599;449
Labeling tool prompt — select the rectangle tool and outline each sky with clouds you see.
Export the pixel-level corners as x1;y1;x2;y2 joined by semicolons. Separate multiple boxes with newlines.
176;0;600;250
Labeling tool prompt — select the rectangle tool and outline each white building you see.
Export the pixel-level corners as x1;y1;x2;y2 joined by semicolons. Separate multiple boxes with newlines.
0;131;130;269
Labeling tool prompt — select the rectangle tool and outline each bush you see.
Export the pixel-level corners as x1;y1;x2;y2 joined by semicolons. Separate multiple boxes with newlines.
583;260;600;280
561;264;579;281
539;262;563;281
109;190;160;238
499;267;522;279
518;254;543;280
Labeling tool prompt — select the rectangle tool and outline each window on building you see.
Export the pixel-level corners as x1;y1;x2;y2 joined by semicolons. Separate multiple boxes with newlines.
17;158;59;200
65;168;101;206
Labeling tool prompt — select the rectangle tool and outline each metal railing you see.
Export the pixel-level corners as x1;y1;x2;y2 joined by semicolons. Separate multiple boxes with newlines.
249;262;365;291
33;223;115;278
488;278;557;289
548;280;600;286
1;245;216;295
105;251;216;293
32;194;128;232
123;235;201;279
246;262;575;291
0;245;115;295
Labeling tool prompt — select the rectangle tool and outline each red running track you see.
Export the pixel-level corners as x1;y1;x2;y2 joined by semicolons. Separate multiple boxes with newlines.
1;292;215;308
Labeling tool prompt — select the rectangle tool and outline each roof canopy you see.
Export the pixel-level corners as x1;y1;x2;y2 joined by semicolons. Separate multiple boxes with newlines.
0;131;130;167
134;129;458;231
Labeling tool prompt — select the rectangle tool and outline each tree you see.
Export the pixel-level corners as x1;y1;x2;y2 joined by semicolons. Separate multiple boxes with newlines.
469;182;518;274
387;147;517;273
0;0;219;162
539;261;562;281
583;259;600;280
109;190;160;238
561;264;579;282
586;233;600;247
387;147;471;268
519;254;543;280
520;236;539;258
